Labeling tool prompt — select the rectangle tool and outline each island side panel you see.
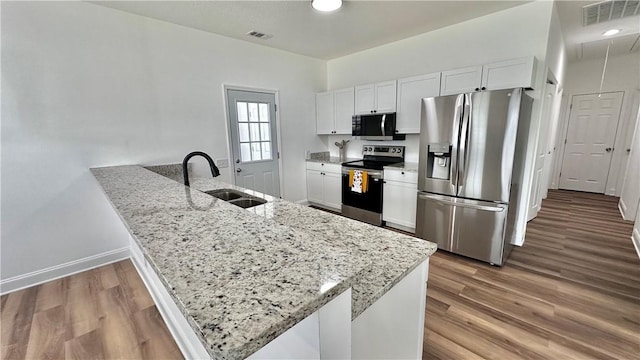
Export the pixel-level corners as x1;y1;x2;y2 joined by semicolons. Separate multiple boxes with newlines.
351;259;429;359
247;289;352;359
129;235;211;359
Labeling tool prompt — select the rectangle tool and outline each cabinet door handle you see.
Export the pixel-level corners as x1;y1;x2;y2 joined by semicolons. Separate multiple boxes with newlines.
481;86;486;90
401;171;405;175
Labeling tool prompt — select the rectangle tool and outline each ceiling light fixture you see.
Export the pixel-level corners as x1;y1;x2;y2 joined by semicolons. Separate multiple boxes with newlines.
311;0;342;12
602;29;621;36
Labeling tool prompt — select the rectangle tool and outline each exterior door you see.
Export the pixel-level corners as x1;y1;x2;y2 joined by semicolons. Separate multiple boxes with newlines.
559;92;623;193
528;82;556;221
227;89;281;197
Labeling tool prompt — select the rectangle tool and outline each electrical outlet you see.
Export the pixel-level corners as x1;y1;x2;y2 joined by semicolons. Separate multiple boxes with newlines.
217;158;229;168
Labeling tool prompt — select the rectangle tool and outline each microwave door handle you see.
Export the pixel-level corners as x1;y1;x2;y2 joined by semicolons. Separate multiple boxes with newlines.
381;114;386;137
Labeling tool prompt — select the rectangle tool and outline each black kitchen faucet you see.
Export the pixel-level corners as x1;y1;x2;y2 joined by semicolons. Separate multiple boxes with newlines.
182;151;220;187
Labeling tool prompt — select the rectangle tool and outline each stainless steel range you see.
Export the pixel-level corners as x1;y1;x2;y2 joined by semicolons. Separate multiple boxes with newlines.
342;145;405;226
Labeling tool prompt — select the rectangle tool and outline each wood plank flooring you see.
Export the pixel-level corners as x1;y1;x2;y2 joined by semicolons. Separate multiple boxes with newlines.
2;190;638;359
1;260;182;360
423;190;640;360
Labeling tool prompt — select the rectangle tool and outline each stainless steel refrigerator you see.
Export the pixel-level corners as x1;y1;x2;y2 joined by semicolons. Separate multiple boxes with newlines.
416;88;533;266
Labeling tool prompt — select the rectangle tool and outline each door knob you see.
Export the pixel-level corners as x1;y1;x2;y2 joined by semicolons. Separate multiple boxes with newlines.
605;147;612;152
627;148;631;153
236;168;242;173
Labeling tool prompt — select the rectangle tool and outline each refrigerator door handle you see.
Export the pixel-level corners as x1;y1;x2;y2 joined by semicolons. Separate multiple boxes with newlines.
418;194;505;212
451;94;465;189
458;94;471;191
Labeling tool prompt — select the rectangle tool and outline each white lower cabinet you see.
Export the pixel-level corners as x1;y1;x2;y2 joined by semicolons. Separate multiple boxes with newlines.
383;169;418;231
306;162;342;211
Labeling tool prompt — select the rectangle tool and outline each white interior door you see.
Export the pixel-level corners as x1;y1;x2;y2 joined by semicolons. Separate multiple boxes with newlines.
227;89;281;197
528;82;556;221
559;92;624;193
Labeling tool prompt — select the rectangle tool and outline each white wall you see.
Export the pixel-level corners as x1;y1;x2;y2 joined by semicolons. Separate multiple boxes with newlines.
326;0;555;246
551;52;640;195
1;2;326;281
327;1;553;89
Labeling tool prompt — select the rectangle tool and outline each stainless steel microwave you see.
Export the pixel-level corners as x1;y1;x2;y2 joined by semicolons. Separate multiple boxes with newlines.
352;113;397;140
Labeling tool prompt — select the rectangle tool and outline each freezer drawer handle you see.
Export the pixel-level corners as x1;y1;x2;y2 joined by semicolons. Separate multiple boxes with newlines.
418;194;505;212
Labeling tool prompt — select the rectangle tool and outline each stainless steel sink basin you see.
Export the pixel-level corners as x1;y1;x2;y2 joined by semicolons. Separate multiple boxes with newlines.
203;188;266;208
205;189;244;201
228;198;267;208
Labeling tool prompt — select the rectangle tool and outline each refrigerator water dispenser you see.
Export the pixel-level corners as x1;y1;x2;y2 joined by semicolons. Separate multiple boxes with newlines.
427;144;451;180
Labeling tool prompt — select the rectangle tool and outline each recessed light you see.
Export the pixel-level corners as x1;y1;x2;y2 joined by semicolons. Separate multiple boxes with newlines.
311;0;342;12
602;29;620;36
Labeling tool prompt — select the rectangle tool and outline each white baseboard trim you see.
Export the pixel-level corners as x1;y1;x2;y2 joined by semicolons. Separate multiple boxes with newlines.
0;247;130;295
295;199;310;206
619;198;629;221
632;228;640;260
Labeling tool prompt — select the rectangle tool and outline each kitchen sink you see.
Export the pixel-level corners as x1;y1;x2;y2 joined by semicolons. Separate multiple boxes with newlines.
205;189;244;201
203;188;266;208
228;198;267;208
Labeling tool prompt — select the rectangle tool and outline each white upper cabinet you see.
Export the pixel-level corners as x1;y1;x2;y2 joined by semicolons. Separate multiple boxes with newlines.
355;85;375;114
440;56;537;96
316;88;354;135
374;81;398;113
481;56;537;91
396;73;441;134
440;66;483;96
334;88;355;134
316;91;334;135
355;81;397;115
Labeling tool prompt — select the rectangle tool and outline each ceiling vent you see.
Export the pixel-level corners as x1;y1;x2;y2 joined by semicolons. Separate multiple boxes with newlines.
246;30;273;40
583;0;640;26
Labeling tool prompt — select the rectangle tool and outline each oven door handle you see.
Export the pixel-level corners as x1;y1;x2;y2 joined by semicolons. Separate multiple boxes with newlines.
342;168;383;179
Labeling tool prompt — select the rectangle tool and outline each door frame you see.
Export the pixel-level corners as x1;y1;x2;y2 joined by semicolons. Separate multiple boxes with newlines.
222;84;284;198
555;91;625;194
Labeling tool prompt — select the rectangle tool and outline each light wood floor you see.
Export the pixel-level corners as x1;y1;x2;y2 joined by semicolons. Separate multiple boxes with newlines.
2;190;638;359
423;190;640;359
1;260;182;359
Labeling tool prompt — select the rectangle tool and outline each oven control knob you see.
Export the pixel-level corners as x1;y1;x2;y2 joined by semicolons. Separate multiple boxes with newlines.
397;148;402;153
391;148;396;153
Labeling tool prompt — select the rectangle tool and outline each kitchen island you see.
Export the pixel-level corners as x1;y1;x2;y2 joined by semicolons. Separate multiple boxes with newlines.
91;165;437;359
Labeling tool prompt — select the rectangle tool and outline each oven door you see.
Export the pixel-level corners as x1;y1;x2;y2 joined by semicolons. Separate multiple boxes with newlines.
341;168;384;213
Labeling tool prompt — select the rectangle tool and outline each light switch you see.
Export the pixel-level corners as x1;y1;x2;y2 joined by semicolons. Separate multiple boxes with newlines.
217;158;229;168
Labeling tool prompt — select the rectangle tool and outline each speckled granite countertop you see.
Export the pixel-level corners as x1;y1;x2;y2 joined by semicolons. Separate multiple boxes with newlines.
91;165;436;360
306;157;360;165
384;162;419;172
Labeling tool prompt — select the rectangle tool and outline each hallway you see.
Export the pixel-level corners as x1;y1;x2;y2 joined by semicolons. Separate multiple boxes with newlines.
424;189;640;359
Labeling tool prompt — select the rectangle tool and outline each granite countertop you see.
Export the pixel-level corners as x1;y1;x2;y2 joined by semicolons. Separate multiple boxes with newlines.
91;165;436;360
306;156;359;165
384;162;419;172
